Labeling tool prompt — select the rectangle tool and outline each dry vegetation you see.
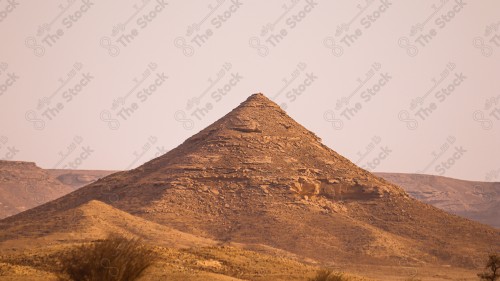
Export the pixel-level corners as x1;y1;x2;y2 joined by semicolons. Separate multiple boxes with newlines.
57;234;156;281
478;253;499;281
309;269;351;281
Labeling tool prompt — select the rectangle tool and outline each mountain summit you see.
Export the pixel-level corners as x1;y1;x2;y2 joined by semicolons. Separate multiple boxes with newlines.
1;93;498;267
125;92;406;202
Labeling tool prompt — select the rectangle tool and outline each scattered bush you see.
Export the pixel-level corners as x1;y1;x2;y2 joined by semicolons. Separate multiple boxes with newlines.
58;233;156;281
478;254;499;281
309;269;350;281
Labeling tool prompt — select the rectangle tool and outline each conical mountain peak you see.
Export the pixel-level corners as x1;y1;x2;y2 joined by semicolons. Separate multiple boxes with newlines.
238;93;281;108
126;93;407;202
191;92;313;138
5;93;406;224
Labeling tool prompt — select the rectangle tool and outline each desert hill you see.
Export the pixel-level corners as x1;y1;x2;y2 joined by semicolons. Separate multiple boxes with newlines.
376;172;500;228
0;199;214;252
0;161;115;219
0;161;73;219
1;94;498;276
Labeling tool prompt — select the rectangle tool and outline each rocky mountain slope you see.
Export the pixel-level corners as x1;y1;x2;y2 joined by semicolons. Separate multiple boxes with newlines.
376;173;500;228
4;164;498;229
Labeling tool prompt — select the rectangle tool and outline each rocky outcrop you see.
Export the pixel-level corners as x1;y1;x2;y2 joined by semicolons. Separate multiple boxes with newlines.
0;161;73;219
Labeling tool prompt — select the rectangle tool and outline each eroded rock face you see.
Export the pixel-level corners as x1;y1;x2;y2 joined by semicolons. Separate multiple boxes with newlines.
319;182;340;199
230;117;262;133
291;177;320;196
288;177;384;201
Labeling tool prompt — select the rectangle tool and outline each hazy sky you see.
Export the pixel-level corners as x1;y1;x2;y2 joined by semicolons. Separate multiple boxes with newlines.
0;0;499;182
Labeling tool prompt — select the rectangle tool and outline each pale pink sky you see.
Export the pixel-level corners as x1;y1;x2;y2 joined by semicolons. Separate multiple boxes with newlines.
0;0;499;181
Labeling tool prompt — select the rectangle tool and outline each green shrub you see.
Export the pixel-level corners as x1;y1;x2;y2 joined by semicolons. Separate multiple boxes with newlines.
58;233;156;281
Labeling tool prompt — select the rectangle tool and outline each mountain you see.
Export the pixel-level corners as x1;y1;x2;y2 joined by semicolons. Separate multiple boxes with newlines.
375;173;500;228
0;161;115;219
1;94;498;275
0;161;73;219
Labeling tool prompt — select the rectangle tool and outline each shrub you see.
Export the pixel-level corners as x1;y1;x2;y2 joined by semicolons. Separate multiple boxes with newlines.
309;269;350;281
58;233;156;281
478;254;499;281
